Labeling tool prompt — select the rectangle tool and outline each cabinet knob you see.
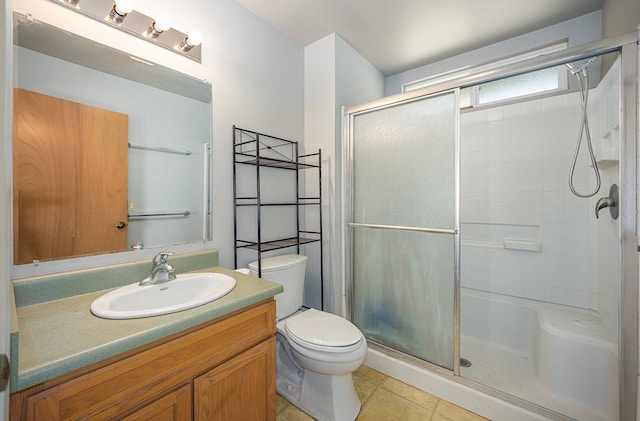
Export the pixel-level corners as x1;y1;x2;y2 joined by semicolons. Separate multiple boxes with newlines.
116;221;127;229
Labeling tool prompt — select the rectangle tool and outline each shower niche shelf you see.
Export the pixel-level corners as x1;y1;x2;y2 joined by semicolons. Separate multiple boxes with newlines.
232;126;324;308
596;124;620;168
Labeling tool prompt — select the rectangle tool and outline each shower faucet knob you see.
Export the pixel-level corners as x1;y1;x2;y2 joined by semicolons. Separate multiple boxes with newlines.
595;184;619;220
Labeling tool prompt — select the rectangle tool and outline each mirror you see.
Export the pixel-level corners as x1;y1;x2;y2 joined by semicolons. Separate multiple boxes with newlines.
12;13;213;265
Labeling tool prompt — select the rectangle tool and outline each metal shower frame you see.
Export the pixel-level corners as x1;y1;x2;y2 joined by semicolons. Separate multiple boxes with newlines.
343;31;638;420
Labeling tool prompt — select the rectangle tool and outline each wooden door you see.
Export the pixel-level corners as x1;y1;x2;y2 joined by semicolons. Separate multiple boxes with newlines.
13;88;128;264
194;338;276;421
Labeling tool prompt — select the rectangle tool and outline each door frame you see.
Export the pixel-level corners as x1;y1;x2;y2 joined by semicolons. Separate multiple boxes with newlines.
1;0;13;418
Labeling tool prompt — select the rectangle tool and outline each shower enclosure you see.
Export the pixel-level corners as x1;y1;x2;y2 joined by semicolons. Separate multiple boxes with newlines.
344;34;638;421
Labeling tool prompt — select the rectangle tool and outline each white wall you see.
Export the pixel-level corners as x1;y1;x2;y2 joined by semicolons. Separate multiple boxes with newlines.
304;34;384;313
602;0;640;39
10;0;304;275
385;11;602;96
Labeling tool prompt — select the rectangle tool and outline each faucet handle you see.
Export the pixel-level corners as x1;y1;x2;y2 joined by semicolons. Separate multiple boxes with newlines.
153;251;175;265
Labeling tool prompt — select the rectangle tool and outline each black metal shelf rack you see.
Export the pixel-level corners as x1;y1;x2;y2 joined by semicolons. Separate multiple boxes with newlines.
233;126;324;310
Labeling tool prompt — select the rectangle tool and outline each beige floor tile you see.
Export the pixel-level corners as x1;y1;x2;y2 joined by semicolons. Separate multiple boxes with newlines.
276;405;315;421
353;365;387;387
353;371;380;404
380;377;439;411
434;400;488;421
357;387;433;421
276;394;290;415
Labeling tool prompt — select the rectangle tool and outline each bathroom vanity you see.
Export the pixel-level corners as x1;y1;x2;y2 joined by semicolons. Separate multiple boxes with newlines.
9;252;283;420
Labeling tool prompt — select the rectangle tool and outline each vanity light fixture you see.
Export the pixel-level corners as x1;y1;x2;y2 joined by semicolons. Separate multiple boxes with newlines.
128;55;154;66
50;0;202;62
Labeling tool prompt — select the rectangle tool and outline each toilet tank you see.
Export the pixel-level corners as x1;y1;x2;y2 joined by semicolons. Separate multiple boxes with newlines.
248;254;307;320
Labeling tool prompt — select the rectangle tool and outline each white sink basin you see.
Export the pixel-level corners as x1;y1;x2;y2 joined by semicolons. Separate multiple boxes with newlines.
90;273;237;319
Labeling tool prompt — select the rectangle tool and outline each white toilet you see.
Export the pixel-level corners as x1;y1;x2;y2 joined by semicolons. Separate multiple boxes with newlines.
247;254;367;421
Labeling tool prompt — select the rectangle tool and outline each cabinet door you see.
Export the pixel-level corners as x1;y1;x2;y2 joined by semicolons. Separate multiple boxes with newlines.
121;385;191;421
194;338;275;421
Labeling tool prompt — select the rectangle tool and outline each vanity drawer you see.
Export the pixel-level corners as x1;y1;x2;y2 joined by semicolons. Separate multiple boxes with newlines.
11;299;276;421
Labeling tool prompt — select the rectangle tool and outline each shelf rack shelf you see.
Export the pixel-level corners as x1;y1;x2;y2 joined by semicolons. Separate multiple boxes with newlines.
233;126;324;310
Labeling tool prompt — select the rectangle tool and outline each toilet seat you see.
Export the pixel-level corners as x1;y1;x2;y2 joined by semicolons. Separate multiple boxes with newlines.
284;309;364;353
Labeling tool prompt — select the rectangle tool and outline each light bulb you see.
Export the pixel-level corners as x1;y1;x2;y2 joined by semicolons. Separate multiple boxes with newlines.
114;0;133;14
186;30;202;47
109;0;133;23
148;15;170;39
179;30;202;52
153;16;171;32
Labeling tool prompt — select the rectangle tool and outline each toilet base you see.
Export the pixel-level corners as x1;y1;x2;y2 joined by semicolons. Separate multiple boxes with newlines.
276;339;361;421
278;371;361;421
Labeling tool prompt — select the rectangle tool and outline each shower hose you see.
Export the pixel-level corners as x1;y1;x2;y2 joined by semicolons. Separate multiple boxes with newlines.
568;68;601;198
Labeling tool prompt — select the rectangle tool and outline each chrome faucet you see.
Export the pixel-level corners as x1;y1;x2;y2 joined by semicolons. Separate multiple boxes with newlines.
139;252;177;286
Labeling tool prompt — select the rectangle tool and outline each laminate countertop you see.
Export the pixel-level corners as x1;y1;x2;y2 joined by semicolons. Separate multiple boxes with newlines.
11;263;282;392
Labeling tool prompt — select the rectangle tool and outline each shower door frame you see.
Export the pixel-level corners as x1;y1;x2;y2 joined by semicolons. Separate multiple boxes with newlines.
343;32;638;420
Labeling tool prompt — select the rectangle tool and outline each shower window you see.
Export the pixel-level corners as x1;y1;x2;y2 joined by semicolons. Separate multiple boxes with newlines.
476;67;566;104
459;66;567;108
405;42;568;109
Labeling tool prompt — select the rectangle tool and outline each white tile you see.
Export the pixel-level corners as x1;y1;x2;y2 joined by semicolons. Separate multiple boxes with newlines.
542;223;566;240
503;177;522;192
521;207;543;223
565;207;589;225
461;135;487;152
520;191;544;206
543;207;566;224
517;162;544;177
520;177;544;192
543;239;567;255
566;240;590;259
543;175;565;192
487;177;507;193
487;120;505;136
566;290;591;309
566;257;591;275
543;158;567;176
524;282;545;301
486;106;504;122
504;279;525;296
521;97;544;116
461;150;487;166
545;286;567;305
566;273;590;291
543;191;566;207
492;206;523;223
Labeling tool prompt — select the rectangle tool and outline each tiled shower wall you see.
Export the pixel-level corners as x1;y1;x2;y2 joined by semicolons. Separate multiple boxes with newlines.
460;59;620;337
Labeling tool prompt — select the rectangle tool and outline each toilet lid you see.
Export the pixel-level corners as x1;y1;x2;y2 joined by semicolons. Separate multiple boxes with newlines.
284;309;363;349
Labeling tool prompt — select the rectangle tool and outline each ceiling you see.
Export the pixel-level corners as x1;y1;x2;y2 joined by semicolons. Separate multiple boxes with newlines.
235;0;604;76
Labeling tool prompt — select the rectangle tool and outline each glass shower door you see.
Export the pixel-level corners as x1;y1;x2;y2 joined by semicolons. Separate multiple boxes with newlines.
348;91;458;370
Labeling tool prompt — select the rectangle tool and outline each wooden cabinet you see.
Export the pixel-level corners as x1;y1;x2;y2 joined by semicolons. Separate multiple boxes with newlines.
10;300;276;421
194;338;275;420
121;385;192;421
